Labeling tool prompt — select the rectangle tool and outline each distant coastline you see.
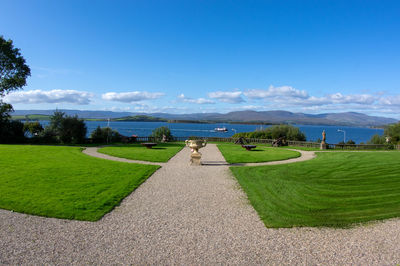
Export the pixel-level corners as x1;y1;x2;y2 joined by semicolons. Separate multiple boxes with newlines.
11;109;398;127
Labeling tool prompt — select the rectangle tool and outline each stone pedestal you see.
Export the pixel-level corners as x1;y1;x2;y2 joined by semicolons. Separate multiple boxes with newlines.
190;152;202;166
185;139;207;166
320;142;327;150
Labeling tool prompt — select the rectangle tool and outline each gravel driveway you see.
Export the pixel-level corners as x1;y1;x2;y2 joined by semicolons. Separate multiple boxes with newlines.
1;144;399;264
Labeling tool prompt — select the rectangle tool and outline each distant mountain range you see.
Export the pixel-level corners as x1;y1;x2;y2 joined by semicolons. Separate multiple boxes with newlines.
12;109;398;127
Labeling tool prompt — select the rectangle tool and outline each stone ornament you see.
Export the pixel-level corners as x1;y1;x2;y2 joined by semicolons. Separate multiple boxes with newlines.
185;139;207;165
320;130;327;150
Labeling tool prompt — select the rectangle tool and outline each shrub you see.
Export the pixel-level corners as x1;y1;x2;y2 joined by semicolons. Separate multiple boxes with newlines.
40;111;87;144
232;124;306;141
368;134;386;144
151;126;173;141
59;116;87;144
0;120;25;143
23;121;43;137
384;122;400;144
90;126;122;143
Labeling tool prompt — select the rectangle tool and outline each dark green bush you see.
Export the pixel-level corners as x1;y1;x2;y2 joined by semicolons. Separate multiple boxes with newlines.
0;120;25;143
23;121;43;137
232;124;306;141
368;134;386;144
90;126;122;143
151;126;173;141
384;122;400;144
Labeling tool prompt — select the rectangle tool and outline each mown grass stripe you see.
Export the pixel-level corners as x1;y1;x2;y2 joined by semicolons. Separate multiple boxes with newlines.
0;145;159;221
230;151;400;228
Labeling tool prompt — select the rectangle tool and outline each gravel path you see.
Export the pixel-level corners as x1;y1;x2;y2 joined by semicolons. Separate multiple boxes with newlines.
1;144;399;264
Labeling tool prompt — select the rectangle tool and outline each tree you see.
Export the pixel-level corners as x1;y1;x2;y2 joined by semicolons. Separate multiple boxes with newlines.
0;36;31;143
151;126;173;141
90;126;122;143
232;125;306;141
384;122;400;144
59;116;87;144
23;121;44;137
0;100;13;123
368;134;386;145
1;36;31;96
41;111;87;144
0;119;25;143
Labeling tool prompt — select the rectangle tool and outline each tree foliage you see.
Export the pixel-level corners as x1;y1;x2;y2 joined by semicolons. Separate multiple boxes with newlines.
232;124;306;141
384;122;400;144
0;100;13;123
367;134;386;145
40;111;87;144
151;126;173;141
0;36;31;96
90;126;122;143
0;119;25;143
59;116;87;144
368;122;400;145
23;121;43;137
0;36;30;143
0;100;26;143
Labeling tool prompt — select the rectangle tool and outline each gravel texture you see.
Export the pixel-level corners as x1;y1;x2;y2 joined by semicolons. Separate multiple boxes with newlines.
1;144;399;265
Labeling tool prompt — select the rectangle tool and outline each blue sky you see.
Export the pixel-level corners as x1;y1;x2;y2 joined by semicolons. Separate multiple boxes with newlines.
1;0;400;118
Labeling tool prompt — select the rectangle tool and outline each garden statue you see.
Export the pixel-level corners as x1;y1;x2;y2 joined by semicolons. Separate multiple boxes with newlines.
185;139;207;165
320;130;327;150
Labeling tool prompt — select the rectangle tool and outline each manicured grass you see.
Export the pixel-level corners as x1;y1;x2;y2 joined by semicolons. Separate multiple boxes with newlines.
283;145;321;151
98;142;184;162
0;145;159;221
230;151;400;228
217;143;300;163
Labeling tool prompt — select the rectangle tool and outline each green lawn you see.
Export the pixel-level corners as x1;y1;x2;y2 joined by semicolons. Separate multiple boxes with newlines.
283;145;321;151
217;143;300;163
0;145;159;221
230;151;400;228
98;142;184;162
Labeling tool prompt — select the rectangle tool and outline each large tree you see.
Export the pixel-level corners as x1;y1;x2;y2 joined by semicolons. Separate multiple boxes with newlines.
0;36;31;143
0;36;31;96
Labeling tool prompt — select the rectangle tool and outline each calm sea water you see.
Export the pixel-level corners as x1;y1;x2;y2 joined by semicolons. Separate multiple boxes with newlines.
39;121;383;144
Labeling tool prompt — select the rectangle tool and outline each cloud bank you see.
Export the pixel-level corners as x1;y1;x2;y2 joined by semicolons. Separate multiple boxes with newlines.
177;94;215;104
5;89;93;105
208;91;244;103
102;91;165;103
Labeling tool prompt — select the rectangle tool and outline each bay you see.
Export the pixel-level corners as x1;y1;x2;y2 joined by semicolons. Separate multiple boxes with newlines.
39;121;383;144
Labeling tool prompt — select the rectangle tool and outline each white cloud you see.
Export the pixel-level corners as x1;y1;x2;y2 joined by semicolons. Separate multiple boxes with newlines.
4;89;93;105
324;93;377;104
245;85;309;99
102;91;164;103
379;95;400;106
177;94;215;104
208;91;244;103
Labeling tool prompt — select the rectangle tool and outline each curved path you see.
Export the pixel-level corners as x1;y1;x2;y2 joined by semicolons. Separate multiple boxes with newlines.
83;146;316;167
1;144;399;265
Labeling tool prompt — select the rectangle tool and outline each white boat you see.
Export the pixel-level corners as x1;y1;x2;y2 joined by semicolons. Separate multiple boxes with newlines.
214;127;228;132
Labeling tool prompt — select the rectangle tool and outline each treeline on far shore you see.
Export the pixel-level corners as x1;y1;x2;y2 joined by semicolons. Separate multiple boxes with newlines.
12;114;279;125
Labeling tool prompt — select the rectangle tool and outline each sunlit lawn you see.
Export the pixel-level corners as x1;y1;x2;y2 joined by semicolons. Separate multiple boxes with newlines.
217;143;300;163
0;145;159;221
230;151;400;228
98;142;184;162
